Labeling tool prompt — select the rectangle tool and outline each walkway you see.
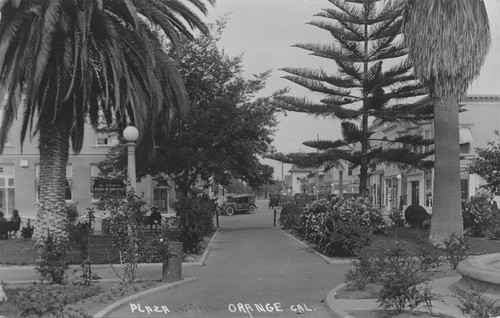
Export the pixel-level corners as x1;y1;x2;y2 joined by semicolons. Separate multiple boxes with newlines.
104;200;350;317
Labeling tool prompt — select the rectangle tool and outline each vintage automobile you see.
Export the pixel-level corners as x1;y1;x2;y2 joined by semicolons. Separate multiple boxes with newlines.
223;194;257;216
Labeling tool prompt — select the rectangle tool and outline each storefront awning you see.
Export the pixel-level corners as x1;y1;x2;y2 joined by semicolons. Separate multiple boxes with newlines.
459;127;473;144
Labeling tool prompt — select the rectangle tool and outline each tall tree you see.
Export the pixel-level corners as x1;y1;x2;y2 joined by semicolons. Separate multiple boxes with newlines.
0;0;214;243
99;20;279;197
403;0;491;244
269;0;432;196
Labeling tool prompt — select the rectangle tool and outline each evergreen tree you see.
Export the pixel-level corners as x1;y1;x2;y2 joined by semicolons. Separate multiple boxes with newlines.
269;0;433;196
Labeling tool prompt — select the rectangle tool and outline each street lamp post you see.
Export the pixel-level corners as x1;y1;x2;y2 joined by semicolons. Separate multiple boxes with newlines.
123;126;139;191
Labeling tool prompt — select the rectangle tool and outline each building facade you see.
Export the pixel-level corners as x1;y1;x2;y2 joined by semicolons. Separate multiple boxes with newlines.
0;119;176;221
367;95;500;213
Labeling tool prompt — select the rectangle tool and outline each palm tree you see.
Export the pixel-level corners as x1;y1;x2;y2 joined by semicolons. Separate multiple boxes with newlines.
0;0;214;243
403;0;491;244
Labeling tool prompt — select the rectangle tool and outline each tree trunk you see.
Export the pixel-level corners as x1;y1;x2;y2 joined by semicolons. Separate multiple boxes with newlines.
32;119;70;244
429;95;463;244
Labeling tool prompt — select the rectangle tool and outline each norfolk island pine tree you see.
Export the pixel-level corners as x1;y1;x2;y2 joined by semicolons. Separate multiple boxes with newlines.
268;0;434;197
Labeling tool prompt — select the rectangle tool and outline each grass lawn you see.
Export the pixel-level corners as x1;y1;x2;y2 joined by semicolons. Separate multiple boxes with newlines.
0;235;121;265
0;229;196;265
370;227;500;256
0;280;162;318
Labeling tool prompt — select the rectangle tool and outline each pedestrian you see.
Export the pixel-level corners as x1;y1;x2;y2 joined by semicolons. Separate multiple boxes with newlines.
9;210;21;238
150;206;162;230
0;212;7;239
491;199;499;213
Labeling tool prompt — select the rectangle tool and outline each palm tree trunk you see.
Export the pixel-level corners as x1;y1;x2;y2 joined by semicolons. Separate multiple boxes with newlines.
32;119;70;244
429;95;463;244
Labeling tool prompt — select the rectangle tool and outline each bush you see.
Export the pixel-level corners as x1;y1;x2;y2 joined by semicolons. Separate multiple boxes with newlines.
377;246;440;314
173;197;216;254
462;190;500;238
388;206;405;228
404;205;430;228
20;220;34;239
278;202;303;232
301;199;333;245
90;190;169;283
458;287;500;318
15;283;99;317
35;234;69;285
331;196;386;231
417;238;444;272
345;248;381;289
443;233;469;269
322;221;373;257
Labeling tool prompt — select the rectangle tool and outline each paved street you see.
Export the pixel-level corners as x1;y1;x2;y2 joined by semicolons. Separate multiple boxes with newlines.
105;200;350;317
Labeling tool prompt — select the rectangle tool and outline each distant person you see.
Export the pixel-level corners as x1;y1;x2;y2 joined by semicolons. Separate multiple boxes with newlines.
0;212;7;239
150;207;162;230
492;199;499;213
9;210;21;238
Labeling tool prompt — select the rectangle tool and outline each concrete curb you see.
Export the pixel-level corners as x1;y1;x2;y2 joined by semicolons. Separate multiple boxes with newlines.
326;278;464;318
279;229;352;265
326;283;358;318
183;229;219;267
93;277;197;318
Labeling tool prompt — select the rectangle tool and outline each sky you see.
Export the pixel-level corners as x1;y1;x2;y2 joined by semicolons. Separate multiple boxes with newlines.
205;0;500;180
206;0;339;180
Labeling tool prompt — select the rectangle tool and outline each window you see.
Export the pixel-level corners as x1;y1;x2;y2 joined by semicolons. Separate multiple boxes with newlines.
461;179;469;201
35;164;72;202
411;181;420;205
0;179;14;216
91;164;100;201
460;143;471;154
459;127;473;154
348;165;353;176
424;129;431;153
95;132;119;146
154;180;170;212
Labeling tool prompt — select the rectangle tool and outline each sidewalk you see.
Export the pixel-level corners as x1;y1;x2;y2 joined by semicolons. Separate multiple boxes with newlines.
0;201;467;318
98;200;351;317
326;276;464;318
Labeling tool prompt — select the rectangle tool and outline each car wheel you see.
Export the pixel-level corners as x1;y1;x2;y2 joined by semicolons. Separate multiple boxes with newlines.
226;207;235;216
249;206;256;214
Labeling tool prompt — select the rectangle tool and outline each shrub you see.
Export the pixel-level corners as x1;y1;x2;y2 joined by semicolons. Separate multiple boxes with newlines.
20;220;34;238
66;203;80;224
278;202;303;232
15;283;99;317
35;234;69;285
173;197;216;254
388;206;405;228
67;217;101;285
458;287;500;318
323;221;373;257
462;190;500;238
345;248;381;289
301;199;333;245
377;246;440;314
404;205;430;228
417;238;444;272
331;197;386;229
90;190;168;283
443;233;469;269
